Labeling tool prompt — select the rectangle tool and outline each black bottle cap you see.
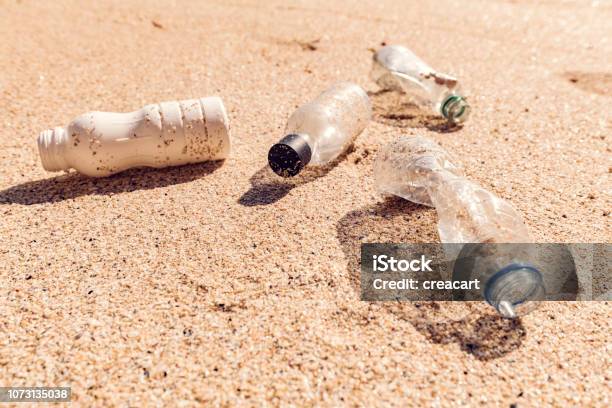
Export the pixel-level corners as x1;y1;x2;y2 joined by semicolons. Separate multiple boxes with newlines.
268;134;312;177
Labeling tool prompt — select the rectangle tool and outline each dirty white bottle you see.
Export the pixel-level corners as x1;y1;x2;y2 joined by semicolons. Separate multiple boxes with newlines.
372;45;470;124
268;82;371;177
38;97;230;177
374;136;544;317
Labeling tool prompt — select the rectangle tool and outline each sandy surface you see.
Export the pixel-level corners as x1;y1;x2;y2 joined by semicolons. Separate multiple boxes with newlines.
0;0;610;406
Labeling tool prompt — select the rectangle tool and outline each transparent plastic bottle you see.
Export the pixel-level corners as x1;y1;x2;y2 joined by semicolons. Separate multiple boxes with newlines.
372;45;470;124
37;97;230;177
268;82;371;177
374;136;544;317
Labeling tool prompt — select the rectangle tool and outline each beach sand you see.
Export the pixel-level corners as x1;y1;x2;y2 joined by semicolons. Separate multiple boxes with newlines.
0;0;610;405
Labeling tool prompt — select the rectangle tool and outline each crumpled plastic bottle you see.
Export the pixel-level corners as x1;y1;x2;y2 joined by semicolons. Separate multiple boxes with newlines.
374;136;545;317
372;45;470;124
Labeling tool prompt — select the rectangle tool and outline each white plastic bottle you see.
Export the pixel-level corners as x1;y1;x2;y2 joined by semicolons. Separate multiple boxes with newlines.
268;82;371;177
372;45;470;124
38;97;230;177
374;136;544;317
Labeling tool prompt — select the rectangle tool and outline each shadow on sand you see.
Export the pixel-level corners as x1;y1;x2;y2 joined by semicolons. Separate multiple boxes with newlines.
238;147;354;207
368;90;463;133
562;71;612;96
336;197;526;361
0;161;223;205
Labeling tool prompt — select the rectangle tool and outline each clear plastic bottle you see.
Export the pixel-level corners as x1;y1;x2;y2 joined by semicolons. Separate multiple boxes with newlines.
372;45;470;124
374;136;544;317
37;97;230;177
268;82;371;177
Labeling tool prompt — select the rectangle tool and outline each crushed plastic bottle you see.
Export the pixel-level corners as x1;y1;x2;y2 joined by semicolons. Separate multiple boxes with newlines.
372;45;470;124
268;82;371;177
374;136;544;317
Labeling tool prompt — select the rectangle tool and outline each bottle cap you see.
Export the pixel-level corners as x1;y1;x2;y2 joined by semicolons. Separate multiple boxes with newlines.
441;95;470;124
268;134;312;177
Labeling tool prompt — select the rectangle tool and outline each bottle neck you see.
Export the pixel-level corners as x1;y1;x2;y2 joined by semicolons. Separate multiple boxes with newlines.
440;94;470;124
484;264;545;318
38;127;70;172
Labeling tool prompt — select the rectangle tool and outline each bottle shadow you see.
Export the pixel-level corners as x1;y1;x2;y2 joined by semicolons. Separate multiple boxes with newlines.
0;161;224;205
238;146;355;207
335;197;527;361
368;90;462;133
562;71;612;96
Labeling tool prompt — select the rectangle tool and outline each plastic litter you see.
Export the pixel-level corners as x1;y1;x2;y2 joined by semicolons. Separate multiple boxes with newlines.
374;136;544;317
268;82;371;177
38;97;230;177
372;45;470;124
